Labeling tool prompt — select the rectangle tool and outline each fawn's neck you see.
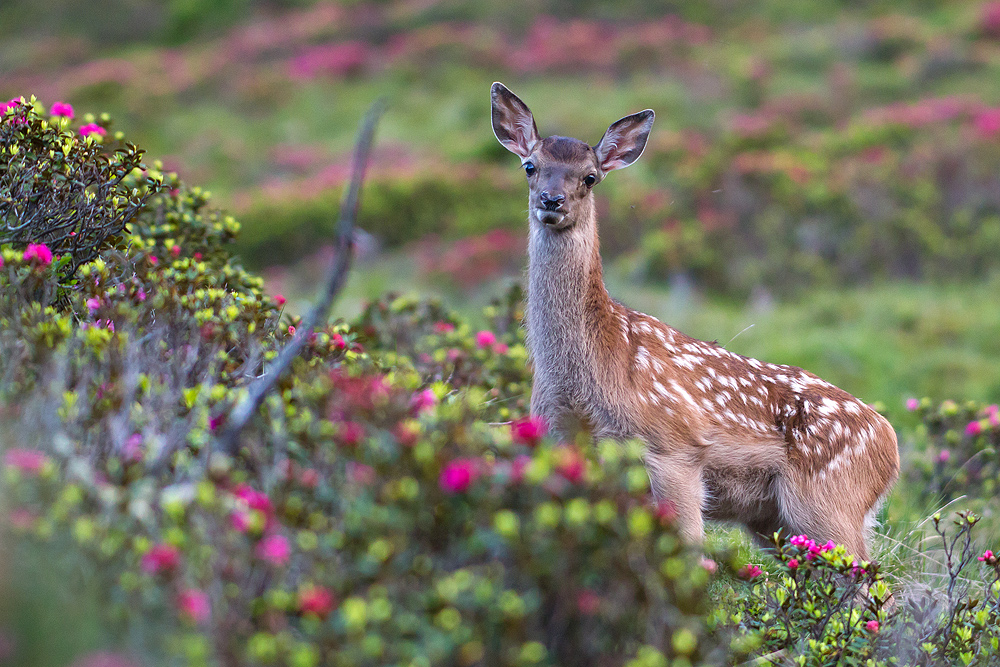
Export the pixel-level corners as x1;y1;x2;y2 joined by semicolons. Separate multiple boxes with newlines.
526;204;624;383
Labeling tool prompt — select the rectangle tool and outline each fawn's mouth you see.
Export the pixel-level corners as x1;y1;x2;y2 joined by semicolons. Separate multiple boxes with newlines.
535;208;570;228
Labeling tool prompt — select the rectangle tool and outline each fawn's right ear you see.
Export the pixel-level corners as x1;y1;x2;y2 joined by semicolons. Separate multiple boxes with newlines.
491;82;540;159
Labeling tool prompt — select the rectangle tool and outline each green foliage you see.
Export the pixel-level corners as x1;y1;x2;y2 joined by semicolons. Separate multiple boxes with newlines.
0;103;734;666
0;98;161;277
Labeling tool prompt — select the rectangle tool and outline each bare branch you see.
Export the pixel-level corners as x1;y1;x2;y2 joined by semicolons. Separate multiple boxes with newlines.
216;100;384;456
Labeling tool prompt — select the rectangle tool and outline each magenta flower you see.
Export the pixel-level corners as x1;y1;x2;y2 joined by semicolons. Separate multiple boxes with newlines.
86;297;101;313
476;330;497;348
23;243;53;266
905;398;920;411
439;458;480;494
410;388;437;415
938;449;951;463
0;255;4;270
49;102;74;119
0;98;20;114
978;549;995;562
79;123;107;138
3;448;49;474
966;420;983;437
177;589;210;624
740;564;763;579
338;421;365;446
274;294;287;307
298;585;336;619
555;446;586;483
511;416;548;446
700;557;718;574
787;558;799;570
493;342;509;354
141;543;180;574
256;534;291;565
866;620;879;633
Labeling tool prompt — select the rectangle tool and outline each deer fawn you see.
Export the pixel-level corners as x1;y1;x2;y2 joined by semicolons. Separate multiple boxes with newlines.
491;82;899;559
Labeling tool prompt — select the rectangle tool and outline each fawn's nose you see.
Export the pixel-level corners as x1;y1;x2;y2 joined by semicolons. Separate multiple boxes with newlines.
540;191;565;211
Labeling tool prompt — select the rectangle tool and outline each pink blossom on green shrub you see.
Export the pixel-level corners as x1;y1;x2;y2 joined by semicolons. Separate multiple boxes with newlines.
966;420;983;436
298;585;336;619
79;123;106;137
865;620;879;633
3;448;49;474
439;458;480;494
740;564;763;579
787;558;799;570
256;534;291;565
22;243;53;266
511;416;547;446
475;330;496;348
906;397;920;411
140;544;180;575
177;589;210;624
49;102;74;118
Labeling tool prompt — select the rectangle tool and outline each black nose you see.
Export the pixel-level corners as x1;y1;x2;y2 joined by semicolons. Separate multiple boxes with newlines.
540;191;565;211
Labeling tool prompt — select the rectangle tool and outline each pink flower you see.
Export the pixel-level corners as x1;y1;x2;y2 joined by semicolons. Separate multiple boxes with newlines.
740;564;763;579
511;416;548;446
905;398;920;411
346;461;375;486
938;449;951;463
576;589;601;615
86;297;101;313
148;255;158;265
256;534;291;565
287;325;296;335
554;446;586;483
700;557;718;574
865;620;879;633
978;549;995;562
298;585;336;619
0;255;4;270
331;333;346;350
141;543;180;574
177;589;210;624
49;102;74;119
338;421;365;446
476;330;497;349
433;321;455;334
23;243;53;266
493;343;509;354
410;389;437;415
439;458;480;494
787;558;799;570
79;123;106;137
966;420;983;437
170;245;181;257
3;448;49;474
0;98;21;115
274;294;287;307
510;454;531;484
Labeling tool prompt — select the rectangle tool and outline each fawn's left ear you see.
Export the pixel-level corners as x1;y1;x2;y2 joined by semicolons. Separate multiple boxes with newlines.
594;109;654;173
491;82;541;159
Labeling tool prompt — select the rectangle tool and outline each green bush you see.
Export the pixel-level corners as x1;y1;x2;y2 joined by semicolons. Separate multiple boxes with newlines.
1;102;740;666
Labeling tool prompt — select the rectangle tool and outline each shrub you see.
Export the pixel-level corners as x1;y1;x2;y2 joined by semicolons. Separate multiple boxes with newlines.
1;102;739;666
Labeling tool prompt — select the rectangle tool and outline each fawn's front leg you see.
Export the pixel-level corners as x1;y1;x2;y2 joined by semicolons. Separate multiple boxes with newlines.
644;448;706;544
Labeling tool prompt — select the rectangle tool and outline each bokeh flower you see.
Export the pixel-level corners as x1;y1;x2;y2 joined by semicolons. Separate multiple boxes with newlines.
79;123;107;137
439;458;480;494
256;534;291;565
177;589;210;624
49;101;74;118
511;416;547;446
23;243;53;266
141;543;180;574
298;585;336;619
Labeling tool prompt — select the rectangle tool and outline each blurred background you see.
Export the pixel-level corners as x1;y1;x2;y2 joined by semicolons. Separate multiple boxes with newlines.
4;1;1000;664
4;0;1000;445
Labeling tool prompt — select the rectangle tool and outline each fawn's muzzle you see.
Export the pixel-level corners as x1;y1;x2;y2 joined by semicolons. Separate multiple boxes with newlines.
540;191;565;211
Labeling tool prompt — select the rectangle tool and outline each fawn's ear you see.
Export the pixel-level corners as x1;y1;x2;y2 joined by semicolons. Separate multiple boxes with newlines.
491;82;540;159
594;109;655;173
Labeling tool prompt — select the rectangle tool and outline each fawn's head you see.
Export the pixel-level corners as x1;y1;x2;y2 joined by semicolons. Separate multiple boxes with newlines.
491;82;654;231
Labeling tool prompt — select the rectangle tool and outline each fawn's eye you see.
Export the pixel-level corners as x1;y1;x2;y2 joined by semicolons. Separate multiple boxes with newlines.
584;174;597;187
523;161;536;176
